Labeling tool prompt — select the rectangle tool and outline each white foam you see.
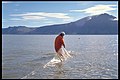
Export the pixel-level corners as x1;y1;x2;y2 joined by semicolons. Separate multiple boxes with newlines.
43;47;72;68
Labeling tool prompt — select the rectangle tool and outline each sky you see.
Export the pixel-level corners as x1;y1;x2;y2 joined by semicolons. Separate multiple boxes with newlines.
2;1;118;28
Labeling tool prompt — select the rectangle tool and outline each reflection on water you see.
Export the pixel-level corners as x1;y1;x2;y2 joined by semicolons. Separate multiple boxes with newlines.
53;63;64;79
2;35;118;79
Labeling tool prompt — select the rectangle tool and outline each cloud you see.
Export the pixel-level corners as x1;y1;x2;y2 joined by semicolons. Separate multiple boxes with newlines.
70;5;117;15
10;12;71;21
2;1;12;4
9;12;73;27
10;18;22;21
22;16;46;20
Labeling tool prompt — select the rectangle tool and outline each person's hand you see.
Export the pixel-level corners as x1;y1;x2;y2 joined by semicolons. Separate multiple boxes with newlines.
63;44;65;48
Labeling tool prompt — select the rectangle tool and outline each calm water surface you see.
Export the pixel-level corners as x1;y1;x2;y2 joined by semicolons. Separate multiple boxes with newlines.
2;35;118;79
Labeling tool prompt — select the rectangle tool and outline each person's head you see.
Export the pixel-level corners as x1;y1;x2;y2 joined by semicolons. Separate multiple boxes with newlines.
59;32;65;36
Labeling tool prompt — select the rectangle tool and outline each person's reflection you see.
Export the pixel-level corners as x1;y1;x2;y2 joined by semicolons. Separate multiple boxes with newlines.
53;62;65;79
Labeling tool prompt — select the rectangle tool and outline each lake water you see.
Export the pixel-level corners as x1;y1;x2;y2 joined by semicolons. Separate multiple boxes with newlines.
2;35;118;79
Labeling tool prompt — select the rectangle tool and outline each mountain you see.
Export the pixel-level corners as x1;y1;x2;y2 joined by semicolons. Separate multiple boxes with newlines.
2;13;118;35
2;26;36;34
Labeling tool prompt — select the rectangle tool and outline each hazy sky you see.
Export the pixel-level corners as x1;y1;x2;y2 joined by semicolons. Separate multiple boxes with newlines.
2;1;118;28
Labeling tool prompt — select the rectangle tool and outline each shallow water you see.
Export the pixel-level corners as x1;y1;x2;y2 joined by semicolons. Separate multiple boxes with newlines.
2;35;118;79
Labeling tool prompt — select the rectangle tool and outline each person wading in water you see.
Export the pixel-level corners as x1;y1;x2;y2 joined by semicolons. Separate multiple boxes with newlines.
54;32;65;62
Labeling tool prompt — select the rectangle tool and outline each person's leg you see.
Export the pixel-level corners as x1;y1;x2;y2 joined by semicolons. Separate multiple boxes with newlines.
57;48;64;62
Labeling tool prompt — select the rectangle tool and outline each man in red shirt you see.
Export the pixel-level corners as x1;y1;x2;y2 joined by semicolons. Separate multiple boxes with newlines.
54;32;65;57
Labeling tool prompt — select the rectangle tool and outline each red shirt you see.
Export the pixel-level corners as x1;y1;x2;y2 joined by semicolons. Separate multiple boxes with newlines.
54;35;64;52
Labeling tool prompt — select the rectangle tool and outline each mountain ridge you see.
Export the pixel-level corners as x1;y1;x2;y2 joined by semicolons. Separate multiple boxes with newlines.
2;13;118;35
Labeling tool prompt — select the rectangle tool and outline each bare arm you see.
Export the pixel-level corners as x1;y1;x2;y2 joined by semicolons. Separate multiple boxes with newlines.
62;38;65;48
63;43;65;48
